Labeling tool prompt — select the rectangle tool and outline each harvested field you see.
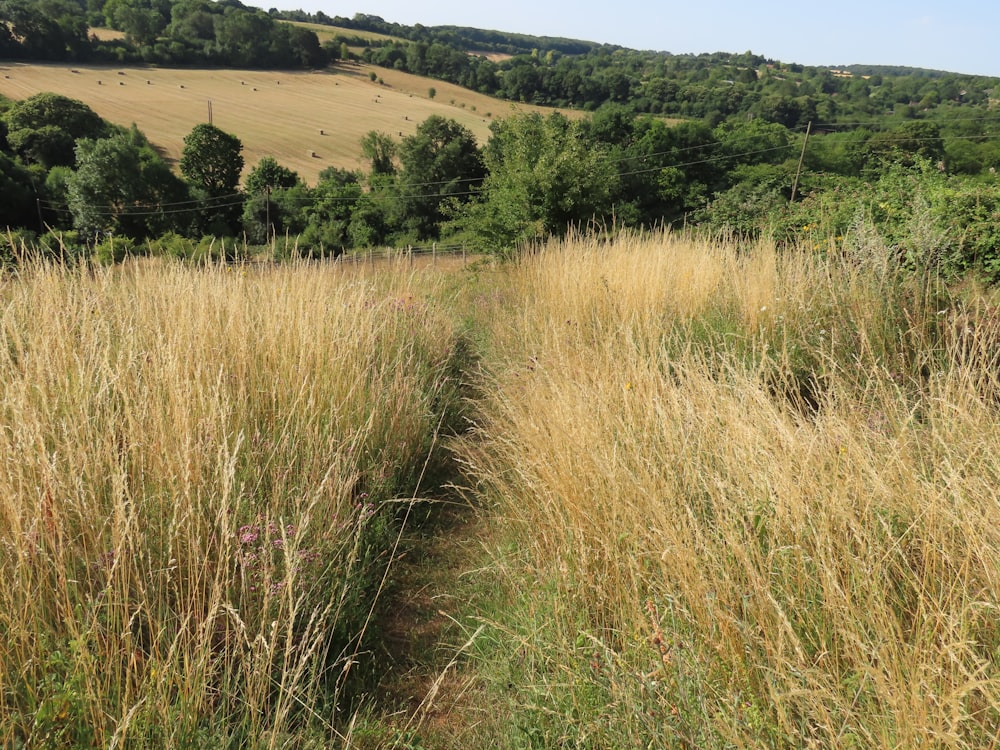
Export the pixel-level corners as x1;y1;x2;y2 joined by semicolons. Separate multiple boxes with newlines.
0;61;574;184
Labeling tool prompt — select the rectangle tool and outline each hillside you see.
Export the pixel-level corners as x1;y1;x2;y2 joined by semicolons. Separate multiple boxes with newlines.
0;61;573;184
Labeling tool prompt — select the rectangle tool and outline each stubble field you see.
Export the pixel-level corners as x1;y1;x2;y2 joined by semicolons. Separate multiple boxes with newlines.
0;60;565;184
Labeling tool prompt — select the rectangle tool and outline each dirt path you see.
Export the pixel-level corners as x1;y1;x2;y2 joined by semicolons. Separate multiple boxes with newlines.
365;499;496;748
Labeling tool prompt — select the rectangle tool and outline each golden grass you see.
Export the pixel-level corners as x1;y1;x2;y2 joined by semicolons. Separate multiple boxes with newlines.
0;256;465;745
87;27;126;42
285;21;401;44
461;231;1000;747
0;61;576;185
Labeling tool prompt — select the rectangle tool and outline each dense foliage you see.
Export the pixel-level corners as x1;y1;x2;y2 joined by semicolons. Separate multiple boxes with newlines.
0;0;332;67
283;10;999;127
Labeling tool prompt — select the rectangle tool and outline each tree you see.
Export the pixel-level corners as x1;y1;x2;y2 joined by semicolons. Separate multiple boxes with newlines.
609;115;719;227
299;167;361;255
241;158;301;243
180;123;243;195
396;115;484;239
0;151;36;231
179;123;243;235
459;112;618;250
277;23;325;67
213;6;272;67
360;130;397;177
241;183;308;245
864;120;945;170
103;0;170;47
245;156;299;194
0;0;90;60
67;126;188;239
4;92;106;168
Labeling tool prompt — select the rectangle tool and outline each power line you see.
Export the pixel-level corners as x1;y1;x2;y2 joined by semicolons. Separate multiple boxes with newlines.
39;124;1000;219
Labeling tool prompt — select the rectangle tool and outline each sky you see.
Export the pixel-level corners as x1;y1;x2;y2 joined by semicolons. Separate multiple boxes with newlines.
269;1;1000;78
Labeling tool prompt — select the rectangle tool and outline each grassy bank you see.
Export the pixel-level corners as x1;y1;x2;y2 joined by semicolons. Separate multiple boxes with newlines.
461;231;1000;748
0;258;468;746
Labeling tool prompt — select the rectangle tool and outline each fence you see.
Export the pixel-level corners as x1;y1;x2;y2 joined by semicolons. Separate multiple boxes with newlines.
338;242;472;267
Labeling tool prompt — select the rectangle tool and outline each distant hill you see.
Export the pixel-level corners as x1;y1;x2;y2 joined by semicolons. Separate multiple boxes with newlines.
2;0;997;129
0;60;577;185
269;10;998;127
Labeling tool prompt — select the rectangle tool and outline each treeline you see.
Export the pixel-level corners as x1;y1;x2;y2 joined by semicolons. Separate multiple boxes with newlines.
5;87;1000;281
0;0;331;67
6;1;999;130
270;9;999;129
291;11;603;57
358;41;998;125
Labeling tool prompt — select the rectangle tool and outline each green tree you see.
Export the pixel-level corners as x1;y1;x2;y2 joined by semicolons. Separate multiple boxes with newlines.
396;115;484;239
244;156;300;194
0;151;36;231
299;167;362;256
460;112;618;250
103;0;170;46
213;7;273;67
241;159;303;244
865;120;945;170
4;92;106;168
241;183;308;245
348;193;393;248
0;0;90;60
180;122;243;195
613;116;719;227
179;122;243;235
67;126;188;239
360;130;397;177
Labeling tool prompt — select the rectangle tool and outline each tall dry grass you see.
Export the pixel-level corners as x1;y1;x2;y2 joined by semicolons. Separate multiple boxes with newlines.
0;258;464;746
463;230;1000;747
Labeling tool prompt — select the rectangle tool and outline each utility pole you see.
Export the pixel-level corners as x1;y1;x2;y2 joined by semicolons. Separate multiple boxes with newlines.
790;121;812;203
207;99;213;125
265;184;271;245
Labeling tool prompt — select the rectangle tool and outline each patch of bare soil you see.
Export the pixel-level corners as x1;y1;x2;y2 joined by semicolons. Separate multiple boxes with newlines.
372;501;496;747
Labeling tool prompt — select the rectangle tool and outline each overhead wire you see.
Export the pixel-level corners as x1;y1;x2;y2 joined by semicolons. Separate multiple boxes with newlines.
39;122;1000;219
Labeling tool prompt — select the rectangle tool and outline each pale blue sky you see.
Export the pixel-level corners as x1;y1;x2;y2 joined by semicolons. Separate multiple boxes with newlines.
271;1;1000;77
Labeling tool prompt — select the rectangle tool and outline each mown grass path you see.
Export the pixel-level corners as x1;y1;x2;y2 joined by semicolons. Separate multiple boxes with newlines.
369;500;494;747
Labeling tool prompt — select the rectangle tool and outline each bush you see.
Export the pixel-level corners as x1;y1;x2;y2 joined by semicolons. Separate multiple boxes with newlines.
92;235;140;264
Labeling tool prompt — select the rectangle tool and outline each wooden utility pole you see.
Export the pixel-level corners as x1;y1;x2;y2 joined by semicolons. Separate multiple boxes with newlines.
265;184;271;245
790;121;812;203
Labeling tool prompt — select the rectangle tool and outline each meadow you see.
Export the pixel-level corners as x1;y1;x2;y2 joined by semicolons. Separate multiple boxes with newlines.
0;255;471;746
0;61;571;184
456;231;1000;748
3;227;1000;748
